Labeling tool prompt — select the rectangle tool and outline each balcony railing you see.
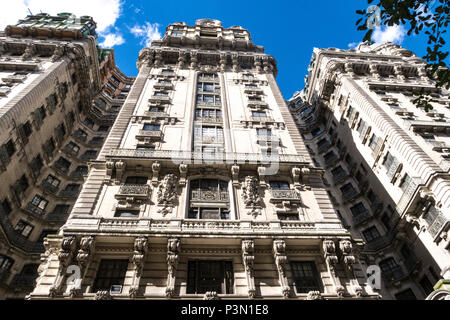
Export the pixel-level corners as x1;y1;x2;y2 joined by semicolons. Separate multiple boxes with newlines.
247;100;268;108
144;111;169;118
116;184;150;198
428;141;447;151
153;82;173;90
317;140;331;154
324;154;339;168
365;233;395;252
194;117;223;124
341;188;360;203
190;190;229;202
136;130;163;140
270;189;302;201
332;171;349;185
108;149;307;164
40;180;59;195
62;146;79;157
352;209;372;225
73;130;87;142
149;95;170;103
195;101;222;107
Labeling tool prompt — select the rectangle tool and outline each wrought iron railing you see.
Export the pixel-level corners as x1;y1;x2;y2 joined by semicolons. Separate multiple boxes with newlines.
190;190;229;202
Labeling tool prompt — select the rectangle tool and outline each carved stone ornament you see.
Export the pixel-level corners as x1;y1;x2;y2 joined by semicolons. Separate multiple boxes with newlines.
306;291;323;300
322;239;338;270
94;291;112;300
49;236;77;298
272;240;290;298
241;176;262;217
166;238;180;298
203;291;219;300
339;240;355;270
157;174;178;216
242;240;256;298
129;237;148;298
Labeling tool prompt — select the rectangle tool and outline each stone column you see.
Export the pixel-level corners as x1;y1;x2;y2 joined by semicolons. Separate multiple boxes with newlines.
272;239;290;298
242;240;256;298
339;240;363;298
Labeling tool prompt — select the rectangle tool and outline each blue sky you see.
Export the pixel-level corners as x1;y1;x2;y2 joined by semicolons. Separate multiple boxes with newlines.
2;0;434;99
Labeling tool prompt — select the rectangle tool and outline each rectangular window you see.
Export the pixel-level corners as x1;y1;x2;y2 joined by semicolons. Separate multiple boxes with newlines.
291;261;321;293
186;260;234;294
52;204;70;215
1;198;12;215
125;176;148;184
31;195;48;210
92;259;129;293
23;121;32;137
143;124;160;131
419;276;434;295
383;152;395;169
362;226;381;242
14;220;34;238
269;181;290;190
399;173;411;190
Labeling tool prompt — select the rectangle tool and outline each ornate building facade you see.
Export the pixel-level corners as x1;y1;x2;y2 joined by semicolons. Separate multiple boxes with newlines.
28;19;378;300
288;42;450;300
0;13;134;299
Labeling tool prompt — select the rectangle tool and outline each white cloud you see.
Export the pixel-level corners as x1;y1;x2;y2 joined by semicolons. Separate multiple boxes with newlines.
372;25;407;44
99;33;124;47
130;22;161;47
0;0;124;46
348;42;360;49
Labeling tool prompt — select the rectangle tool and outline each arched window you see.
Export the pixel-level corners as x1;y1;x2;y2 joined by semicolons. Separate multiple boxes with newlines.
188;179;230;220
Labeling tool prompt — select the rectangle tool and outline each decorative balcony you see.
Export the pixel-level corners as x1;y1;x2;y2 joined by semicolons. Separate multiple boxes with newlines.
194;117;223;124
144;111;169;118
149;95;170;104
2;74;27;83
244;87;264;94
247;100;268;109
365;233;395;252
406;119;450;132
40;180;59;195
250;116;274;123
269;190;302;212
190;190;229;203
73;130;87;143
323;153;339;168
341;188;360;203
115;184;150;205
62;145;79;157
195;101;222;108
256;135;279;146
194;136;224;144
317;140;331;154
153;82;173;90
0;86;11;96
332;171;349;185
136;130;163;141
352;209;372;225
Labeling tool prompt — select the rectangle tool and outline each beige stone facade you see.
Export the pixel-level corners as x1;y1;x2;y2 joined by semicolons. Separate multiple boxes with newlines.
28;19;377;300
289;42;450;300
